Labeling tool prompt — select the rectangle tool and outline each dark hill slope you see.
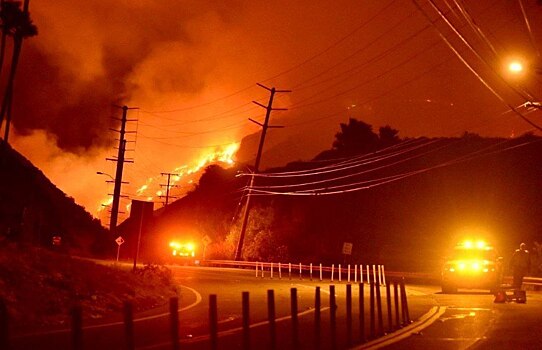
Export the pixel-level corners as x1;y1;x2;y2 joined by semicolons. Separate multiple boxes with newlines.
0;140;108;254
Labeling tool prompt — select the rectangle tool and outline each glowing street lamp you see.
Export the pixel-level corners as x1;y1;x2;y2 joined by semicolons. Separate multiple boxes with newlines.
504;57;542;109
508;61;524;74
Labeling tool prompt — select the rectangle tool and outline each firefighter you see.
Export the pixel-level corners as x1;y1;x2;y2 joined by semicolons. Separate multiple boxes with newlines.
510;243;530;289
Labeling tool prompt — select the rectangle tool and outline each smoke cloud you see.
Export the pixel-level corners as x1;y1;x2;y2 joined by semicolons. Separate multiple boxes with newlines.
5;0;542;216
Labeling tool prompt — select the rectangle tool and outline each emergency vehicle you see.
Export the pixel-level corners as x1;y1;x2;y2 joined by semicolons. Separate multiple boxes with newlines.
441;240;503;294
169;241;197;265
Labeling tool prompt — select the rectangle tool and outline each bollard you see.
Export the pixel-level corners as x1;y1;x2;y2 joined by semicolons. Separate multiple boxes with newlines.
291;288;299;348
375;281;384;337
124;302;135;350
386;282;393;334
0;298;9;350
394;280;400;329
329;285;337;349
255;262;259;277
271;262;274;279
382;265;387;286
331;264;335;282
242;292;250;350
299;263;303;280
314;287;321;349
310;263;313;281
400;278;411;325
209;295;218;350
369;282;375;339
378;265;382;286
261;263;264;278
71;304;83;350
354;264;358;283
267;290;277;350
279;263;282;279
319;263;323;281
346;284;352;346
366;265;370;284
359;283;366;343
339;264;342;282
348;265;351;282
372;265;376;284
289;263;292;280
170;297;180;350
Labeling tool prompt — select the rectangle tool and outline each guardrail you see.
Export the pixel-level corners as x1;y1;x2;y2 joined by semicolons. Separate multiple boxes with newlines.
204;259;389;284
201;260;542;289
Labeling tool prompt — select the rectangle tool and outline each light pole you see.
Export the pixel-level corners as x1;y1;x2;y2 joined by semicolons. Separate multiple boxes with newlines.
97;171;128;231
96;171;114;182
505;58;542;109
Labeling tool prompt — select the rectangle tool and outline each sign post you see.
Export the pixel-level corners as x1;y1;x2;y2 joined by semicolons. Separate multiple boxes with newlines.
342;242;353;264
115;236;125;262
202;235;212;260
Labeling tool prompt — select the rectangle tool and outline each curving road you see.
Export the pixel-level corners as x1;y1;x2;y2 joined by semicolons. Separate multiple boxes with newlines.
9;265;542;349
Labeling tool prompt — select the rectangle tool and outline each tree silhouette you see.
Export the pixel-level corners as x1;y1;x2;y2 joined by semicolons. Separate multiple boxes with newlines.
332;118;379;156
0;0;37;142
378;125;400;149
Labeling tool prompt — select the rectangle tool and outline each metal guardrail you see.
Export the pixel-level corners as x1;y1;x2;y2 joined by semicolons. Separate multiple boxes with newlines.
202;260;542;289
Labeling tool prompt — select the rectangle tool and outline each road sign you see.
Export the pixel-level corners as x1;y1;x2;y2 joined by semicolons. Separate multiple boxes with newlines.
202;235;212;246
116;236;125;246
342;242;353;255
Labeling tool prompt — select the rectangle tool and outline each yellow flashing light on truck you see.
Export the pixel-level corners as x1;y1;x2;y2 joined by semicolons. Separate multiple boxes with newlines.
169;241;196;257
441;239;503;294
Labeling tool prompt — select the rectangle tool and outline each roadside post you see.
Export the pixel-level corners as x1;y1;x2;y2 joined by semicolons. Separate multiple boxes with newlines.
202;234;212;261
342;242;353;264
115;236;125;262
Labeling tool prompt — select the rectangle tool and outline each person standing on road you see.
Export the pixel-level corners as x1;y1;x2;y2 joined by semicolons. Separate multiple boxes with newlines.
510;243;530;289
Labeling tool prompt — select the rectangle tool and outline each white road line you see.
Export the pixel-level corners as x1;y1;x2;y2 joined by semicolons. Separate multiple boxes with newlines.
12;285;202;338
351;306;447;350
140;305;331;349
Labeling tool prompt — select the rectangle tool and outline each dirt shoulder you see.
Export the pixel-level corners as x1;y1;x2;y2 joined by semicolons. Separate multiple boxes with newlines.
0;244;178;334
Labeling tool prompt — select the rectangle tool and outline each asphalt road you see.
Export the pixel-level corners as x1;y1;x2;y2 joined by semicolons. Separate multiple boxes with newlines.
9;265;542;349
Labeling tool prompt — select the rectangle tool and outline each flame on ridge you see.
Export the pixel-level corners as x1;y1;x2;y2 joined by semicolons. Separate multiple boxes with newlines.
97;142;239;218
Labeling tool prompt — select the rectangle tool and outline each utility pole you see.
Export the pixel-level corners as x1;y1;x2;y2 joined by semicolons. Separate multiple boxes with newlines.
160;172;179;207
234;84;291;261
1;0;31;143
106;105;137;235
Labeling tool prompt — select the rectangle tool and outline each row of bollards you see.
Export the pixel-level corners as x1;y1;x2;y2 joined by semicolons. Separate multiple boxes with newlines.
256;262;387;285
0;278;411;350
207;278;410;350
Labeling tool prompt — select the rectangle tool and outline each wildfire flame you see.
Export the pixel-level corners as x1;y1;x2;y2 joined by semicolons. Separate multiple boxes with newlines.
97;142;239;219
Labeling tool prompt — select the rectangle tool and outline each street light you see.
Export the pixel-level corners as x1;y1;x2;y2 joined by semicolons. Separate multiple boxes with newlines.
504;57;541;109
96;171;115;182
508;61;524;74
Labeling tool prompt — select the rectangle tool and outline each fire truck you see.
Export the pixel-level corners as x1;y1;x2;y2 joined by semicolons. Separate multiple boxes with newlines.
169;241;197;265
441;240;503;294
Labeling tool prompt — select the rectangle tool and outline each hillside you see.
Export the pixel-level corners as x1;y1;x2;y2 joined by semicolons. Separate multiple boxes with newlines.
128;132;542;275
0;140;109;255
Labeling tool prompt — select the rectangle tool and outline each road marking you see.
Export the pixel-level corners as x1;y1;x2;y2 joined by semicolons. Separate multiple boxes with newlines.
439;312;477;322
351;306;447;350
140;304;332;349
293;283;332;294
12;284;202;337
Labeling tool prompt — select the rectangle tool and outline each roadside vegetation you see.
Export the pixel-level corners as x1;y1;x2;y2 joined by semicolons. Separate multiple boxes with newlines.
0;243;178;334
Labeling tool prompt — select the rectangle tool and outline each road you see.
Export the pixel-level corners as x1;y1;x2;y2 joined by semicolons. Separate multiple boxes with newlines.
9;265;542;349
